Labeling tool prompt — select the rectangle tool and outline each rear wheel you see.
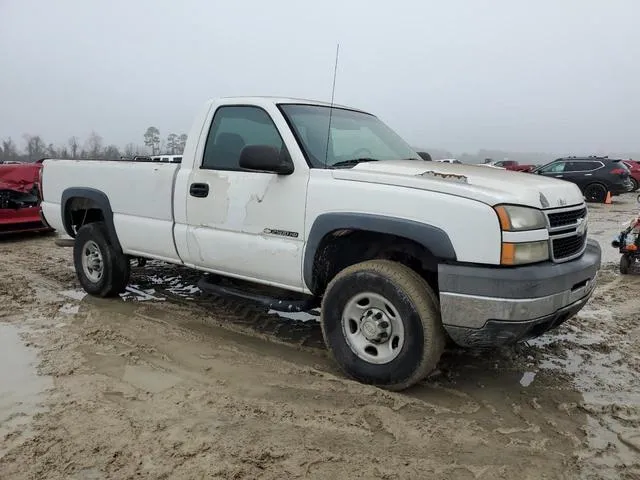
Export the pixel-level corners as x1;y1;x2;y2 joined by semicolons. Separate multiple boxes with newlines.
584;183;608;203
620;254;632;275
320;260;445;391
73;222;130;297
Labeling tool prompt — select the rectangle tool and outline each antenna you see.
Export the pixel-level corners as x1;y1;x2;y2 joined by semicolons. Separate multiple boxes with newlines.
324;43;340;168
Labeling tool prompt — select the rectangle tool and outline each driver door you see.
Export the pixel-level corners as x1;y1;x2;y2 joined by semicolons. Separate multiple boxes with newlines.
184;105;308;290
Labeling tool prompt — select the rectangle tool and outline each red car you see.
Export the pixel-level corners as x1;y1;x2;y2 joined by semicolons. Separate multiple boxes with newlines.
623;160;640;191
0;160;52;234
485;160;536;172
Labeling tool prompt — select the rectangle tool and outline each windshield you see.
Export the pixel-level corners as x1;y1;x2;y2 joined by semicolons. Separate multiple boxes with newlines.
278;104;420;168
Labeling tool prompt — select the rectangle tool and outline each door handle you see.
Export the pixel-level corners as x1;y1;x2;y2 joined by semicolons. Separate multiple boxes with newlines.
189;183;209;198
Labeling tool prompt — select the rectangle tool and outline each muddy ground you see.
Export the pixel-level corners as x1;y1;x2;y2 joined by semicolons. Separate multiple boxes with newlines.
1;197;639;479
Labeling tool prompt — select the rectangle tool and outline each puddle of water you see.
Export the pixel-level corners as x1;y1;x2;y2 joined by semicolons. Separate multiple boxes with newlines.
0;323;52;457
59;303;79;315
59;289;87;301
519;371;536;387
121;285;165;302
268;309;320;323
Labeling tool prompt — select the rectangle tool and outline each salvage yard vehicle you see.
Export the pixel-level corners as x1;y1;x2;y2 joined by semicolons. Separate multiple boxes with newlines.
482;159;536;172
40;96;601;390
533;156;633;202
0;160;52;234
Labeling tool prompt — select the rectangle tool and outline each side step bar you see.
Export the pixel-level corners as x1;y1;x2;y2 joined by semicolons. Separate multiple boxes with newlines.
197;275;319;313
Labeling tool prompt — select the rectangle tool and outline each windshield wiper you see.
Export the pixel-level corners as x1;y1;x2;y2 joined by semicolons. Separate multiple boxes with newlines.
331;158;380;168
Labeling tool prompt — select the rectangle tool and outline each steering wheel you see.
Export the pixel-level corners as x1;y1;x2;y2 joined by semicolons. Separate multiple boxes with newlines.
352;148;373;158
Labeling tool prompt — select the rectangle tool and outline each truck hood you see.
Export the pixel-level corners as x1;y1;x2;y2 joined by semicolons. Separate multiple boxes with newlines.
332;160;584;209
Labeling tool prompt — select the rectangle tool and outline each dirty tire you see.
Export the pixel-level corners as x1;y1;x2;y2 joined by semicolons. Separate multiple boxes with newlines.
321;260;445;391
631;178;639;192
73;222;130;297
583;183;608;203
620;254;631;275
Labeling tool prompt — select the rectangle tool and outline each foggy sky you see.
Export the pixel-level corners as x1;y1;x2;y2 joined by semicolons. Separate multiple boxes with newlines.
1;0;639;155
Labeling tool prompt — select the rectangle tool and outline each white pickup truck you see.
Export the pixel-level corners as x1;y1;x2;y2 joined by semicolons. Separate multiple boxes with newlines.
40;96;601;390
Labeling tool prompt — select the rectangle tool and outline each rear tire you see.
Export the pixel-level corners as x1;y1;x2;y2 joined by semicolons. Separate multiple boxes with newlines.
620;254;631;275
583;183;608;203
73;222;130;297
320;260;445;391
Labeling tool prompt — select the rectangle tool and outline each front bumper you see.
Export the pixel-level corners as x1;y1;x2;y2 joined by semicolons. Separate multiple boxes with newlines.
438;239;601;347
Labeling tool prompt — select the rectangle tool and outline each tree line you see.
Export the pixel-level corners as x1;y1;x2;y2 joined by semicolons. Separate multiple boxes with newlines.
0;127;187;163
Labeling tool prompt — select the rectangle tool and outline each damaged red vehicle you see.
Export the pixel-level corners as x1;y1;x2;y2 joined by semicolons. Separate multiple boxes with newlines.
0;159;52;234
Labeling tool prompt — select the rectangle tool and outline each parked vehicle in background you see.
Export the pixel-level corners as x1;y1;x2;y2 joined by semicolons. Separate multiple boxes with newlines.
40;96;601;390
533;156;632;203
622;160;640;191
151;155;182;163
0;160;52;234
485;160;536;172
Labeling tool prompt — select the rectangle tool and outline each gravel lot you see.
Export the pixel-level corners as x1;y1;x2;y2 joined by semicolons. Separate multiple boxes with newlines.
1;195;639;479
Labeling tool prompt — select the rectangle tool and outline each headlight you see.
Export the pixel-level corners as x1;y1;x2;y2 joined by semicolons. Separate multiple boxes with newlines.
501;241;549;265
494;205;546;231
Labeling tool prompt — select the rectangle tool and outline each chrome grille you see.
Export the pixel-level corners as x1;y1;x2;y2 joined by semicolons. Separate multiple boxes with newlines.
547;207;587;229
544;205;588;262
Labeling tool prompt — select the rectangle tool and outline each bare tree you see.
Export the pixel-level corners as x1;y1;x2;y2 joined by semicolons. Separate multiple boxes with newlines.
68;136;79;159
103;145;121;160
86;131;103;158
1;137;18;162
123;143;138;158
143;127;160;155
23;134;47;162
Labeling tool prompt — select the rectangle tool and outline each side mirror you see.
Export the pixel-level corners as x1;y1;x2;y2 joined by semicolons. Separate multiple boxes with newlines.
239;145;293;175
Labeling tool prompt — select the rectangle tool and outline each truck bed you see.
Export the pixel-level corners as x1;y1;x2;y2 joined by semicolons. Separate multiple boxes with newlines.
41;159;182;262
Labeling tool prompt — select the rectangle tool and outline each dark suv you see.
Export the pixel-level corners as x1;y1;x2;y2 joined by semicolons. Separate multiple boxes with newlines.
533;156;632;202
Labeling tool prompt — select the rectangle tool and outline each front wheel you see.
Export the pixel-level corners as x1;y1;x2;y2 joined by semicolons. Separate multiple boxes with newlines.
631;178;639;192
320;260;445;391
620;254;632;275
73;222;130;297
583;183;608;203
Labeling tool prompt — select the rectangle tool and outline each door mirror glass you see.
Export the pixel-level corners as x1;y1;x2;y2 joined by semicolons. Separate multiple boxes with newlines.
239;145;294;175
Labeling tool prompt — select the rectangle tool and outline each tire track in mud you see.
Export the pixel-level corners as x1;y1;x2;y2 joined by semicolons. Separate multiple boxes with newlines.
127;262;328;351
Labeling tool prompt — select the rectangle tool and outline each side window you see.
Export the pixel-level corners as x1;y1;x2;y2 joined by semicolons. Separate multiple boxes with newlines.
568;161;599;172
540;162;566;173
202;106;287;170
494;161;505;167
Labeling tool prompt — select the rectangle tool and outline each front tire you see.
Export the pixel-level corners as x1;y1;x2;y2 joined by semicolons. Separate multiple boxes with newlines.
583;183;608;203
73;222;130;297
320;260;445;391
620;254;631;275
631;178;639;192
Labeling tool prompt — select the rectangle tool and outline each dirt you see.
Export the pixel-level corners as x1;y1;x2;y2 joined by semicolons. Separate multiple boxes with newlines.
1;197;639;479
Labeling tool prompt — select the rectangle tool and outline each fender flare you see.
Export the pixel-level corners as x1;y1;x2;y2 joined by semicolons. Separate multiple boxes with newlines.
303;212;457;290
61;187;122;251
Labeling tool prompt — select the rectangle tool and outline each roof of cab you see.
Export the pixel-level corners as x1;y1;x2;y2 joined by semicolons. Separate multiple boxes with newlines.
216;96;368;113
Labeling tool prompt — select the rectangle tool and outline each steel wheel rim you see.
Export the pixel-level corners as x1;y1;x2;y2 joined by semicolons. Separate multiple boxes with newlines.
341;292;405;365
81;240;104;283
